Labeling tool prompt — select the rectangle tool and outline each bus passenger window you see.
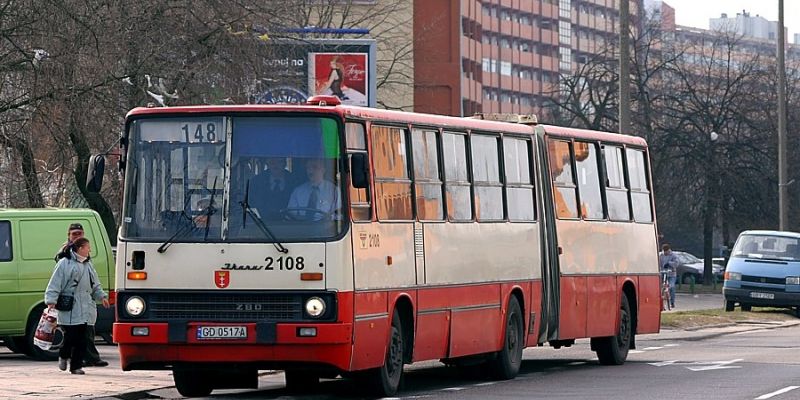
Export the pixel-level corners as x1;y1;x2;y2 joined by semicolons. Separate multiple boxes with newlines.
372;125;413;220
346;122;371;221
603;145;630;221
626;148;653;223
471;134;503;221
547;139;578;219
412;129;443;220
443;132;472;221
503;137;535;221
574;142;604;220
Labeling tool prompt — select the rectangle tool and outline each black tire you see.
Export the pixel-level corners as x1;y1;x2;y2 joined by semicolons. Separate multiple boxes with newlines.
741;303;752;312
594;294;632;366
359;311;405;396
794;307;800;319
724;300;735;312
24;306;60;361
173;369;213;397
284;370;320;392
487;296;524;380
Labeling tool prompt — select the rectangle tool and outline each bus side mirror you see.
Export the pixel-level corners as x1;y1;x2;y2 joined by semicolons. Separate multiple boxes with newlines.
350;153;369;189
86;155;106;193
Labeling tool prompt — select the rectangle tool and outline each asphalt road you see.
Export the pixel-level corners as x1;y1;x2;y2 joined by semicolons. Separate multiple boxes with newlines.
131;322;800;400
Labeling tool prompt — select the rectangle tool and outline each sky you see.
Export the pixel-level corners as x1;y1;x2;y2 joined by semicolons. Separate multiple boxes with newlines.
660;0;800;41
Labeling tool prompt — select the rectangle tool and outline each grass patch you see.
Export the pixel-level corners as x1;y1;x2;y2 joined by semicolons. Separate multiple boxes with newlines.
661;307;798;330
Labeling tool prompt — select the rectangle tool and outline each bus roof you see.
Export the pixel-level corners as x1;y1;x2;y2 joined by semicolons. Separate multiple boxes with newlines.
540;124;647;147
127;105;647;147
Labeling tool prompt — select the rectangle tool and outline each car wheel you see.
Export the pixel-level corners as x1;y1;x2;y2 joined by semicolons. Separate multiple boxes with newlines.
24;306;60;361
724;300;735;312
741;303;752;312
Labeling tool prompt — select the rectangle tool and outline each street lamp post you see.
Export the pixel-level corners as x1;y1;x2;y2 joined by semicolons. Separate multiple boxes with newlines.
703;131;719;286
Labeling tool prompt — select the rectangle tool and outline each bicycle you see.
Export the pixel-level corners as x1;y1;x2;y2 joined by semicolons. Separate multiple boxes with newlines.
661;271;672;311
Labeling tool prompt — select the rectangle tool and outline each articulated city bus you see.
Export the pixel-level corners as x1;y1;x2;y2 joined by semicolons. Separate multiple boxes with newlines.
94;96;660;397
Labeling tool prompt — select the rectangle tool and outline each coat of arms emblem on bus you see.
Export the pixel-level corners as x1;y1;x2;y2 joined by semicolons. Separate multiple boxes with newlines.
214;270;230;289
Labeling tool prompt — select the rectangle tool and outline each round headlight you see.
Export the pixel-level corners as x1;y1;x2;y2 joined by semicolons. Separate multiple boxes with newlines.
125;296;146;317
305;297;326;318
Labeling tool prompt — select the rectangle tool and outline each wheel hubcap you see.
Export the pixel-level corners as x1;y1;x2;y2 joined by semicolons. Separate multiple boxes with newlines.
507;311;521;363
386;327;403;377
617;307;630;348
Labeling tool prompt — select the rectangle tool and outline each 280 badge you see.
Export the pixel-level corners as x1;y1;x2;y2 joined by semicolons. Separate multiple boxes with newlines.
222;256;305;271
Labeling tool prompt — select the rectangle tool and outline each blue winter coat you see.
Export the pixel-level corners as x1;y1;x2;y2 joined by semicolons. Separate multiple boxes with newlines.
44;253;107;326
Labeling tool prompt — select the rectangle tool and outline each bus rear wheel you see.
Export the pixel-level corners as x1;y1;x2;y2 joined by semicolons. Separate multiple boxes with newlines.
593;294;632;365
173;369;213;398
358;311;405;396
487;296;524;380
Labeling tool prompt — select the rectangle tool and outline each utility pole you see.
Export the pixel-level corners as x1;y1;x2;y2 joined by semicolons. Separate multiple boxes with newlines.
619;0;631;134
778;0;788;230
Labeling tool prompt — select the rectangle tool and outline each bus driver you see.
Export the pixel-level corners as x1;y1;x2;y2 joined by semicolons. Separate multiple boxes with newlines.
287;158;340;220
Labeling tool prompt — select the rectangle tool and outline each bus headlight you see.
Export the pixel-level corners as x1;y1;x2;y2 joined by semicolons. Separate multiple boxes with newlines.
305;297;326;318
787;276;800;285
125;296;146;317
725;271;742;281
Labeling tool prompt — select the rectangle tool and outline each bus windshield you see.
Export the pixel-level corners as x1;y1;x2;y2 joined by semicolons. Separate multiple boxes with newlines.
123;115;344;242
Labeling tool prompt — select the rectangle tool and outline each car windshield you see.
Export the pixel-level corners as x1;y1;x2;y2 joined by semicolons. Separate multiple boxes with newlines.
122;115;344;242
676;252;700;263
731;234;800;262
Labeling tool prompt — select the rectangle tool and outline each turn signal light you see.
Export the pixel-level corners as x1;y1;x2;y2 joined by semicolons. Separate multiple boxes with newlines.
300;273;323;281
127;271;148;280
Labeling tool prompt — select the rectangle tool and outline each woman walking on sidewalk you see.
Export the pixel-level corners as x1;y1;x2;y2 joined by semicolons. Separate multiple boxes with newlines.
44;238;110;375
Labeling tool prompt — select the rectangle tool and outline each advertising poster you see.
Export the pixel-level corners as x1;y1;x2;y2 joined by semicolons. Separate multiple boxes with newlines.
308;52;369;106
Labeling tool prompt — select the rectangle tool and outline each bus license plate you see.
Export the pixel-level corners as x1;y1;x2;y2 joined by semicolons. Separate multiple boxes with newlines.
196;326;247;340
749;292;774;300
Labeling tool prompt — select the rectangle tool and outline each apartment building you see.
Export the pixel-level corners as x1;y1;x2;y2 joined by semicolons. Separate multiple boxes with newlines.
413;0;642;117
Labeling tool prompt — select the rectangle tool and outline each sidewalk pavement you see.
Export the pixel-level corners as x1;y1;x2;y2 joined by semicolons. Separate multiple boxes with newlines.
0;343;173;400
2;293;798;400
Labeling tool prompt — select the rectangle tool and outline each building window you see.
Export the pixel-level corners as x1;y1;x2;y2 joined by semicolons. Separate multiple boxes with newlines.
500;61;512;76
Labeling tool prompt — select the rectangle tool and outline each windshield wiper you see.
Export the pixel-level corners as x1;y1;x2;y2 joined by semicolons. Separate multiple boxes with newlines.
157;178;218;253
240;179;288;254
157;193;197;254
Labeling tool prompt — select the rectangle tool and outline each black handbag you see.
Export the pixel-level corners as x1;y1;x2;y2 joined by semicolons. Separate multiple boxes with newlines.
54;266;85;311
55;294;74;311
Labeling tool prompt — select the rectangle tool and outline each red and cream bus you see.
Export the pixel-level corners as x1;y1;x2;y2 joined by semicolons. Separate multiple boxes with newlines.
94;96;660;397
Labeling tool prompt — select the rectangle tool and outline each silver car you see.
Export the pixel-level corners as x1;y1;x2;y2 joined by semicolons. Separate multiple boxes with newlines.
672;251;725;284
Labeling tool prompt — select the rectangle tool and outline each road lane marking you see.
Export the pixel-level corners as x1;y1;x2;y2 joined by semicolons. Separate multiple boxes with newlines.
642;346;665;350
648;359;743;371
755;386;800;399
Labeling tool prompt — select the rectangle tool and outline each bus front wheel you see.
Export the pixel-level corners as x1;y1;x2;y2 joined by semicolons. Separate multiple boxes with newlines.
358;311;405;396
173;369;213;398
592;294;632;365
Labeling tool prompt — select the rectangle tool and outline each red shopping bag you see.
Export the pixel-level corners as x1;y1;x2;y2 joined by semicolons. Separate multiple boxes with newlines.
33;308;59;350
